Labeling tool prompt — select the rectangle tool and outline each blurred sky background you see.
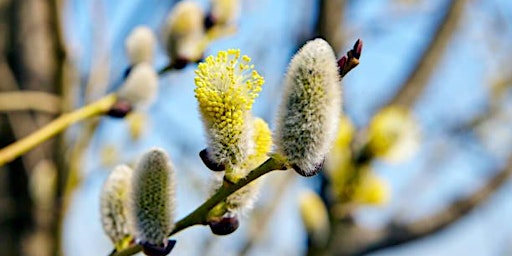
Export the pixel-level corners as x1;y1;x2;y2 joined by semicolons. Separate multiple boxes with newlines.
61;0;512;255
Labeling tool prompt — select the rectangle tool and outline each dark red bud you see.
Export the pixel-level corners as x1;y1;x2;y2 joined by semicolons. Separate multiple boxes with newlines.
172;57;189;70
106;100;133;118
208;215;240;235
204;13;215;30
199;148;226;172
140;240;176;256
337;56;347;71
352;38;363;59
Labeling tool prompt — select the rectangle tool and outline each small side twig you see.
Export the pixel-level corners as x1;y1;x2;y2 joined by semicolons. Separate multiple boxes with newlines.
0;91;61;114
0;94;117;167
357;155;512;255
316;0;345;53
384;0;468;108
338;39;363;78
238;172;295;256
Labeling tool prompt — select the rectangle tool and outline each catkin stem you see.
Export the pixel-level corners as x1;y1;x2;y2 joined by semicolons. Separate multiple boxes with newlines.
110;157;287;256
0;94;117;167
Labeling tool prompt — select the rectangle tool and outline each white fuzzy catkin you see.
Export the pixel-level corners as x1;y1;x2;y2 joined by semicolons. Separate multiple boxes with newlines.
162;1;205;60
274;38;342;176
129;148;175;246
100;165;133;246
211;0;240;26
117;63;158;107
125;26;156;65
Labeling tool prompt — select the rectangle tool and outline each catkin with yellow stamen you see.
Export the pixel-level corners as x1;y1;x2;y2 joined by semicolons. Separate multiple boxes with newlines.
100;165;133;250
129;148;176;247
194;49;264;174
208;117;272;214
226;117;272;212
367;106;420;163
353;173;390;205
274;38;342;177
298;189;330;246
325;115;355;195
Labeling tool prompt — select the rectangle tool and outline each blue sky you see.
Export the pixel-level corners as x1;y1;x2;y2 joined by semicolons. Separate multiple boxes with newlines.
62;0;512;255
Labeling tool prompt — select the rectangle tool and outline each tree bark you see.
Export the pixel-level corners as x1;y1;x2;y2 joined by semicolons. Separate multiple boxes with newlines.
0;0;64;255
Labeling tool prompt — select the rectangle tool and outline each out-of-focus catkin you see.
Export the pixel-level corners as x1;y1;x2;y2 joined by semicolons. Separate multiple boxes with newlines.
367;106;420;163
298;189;330;246
125;26;156;65
100;165;133;250
117;63;159;108
163;1;205;62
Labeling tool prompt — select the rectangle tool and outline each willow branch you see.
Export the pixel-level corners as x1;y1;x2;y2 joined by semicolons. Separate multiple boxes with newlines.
385;0;468;108
316;0;345;53
357;155;512;254
110;157;287;256
0;94;117;167
0;91;61;114
239;172;295;256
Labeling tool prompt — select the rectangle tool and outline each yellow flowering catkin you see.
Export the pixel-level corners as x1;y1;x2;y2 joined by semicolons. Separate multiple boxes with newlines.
129;148;175;247
224;117;272;213
325;115;355;194
206;117;272;235
367;106;420;163
274;38;342;177
100;165;133;251
194;49;264;172
353;173;390;205
298;189;330;246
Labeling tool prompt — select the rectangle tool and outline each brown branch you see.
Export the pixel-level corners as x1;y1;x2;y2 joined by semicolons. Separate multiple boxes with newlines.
316;0;345;53
384;0;468;108
0;91;61;114
238;172;295;256
0;62;49;169
357;155;512;255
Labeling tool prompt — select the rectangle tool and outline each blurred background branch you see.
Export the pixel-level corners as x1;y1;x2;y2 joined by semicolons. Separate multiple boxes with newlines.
360;154;512;254
2;0;512;255
384;0;467;109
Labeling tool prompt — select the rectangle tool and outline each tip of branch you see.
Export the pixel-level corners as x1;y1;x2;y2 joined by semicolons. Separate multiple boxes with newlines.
353;38;363;59
337;38;363;78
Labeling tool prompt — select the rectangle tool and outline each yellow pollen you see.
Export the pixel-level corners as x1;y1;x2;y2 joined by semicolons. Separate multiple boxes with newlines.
194;49;264;136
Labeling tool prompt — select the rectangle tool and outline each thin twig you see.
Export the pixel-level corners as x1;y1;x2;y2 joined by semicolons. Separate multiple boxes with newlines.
238;172;295;256
384;0;468;108
0;94;117;167
0;91;61;114
0;61;49;169
358;155;512;254
110;157;288;256
316;0;345;53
